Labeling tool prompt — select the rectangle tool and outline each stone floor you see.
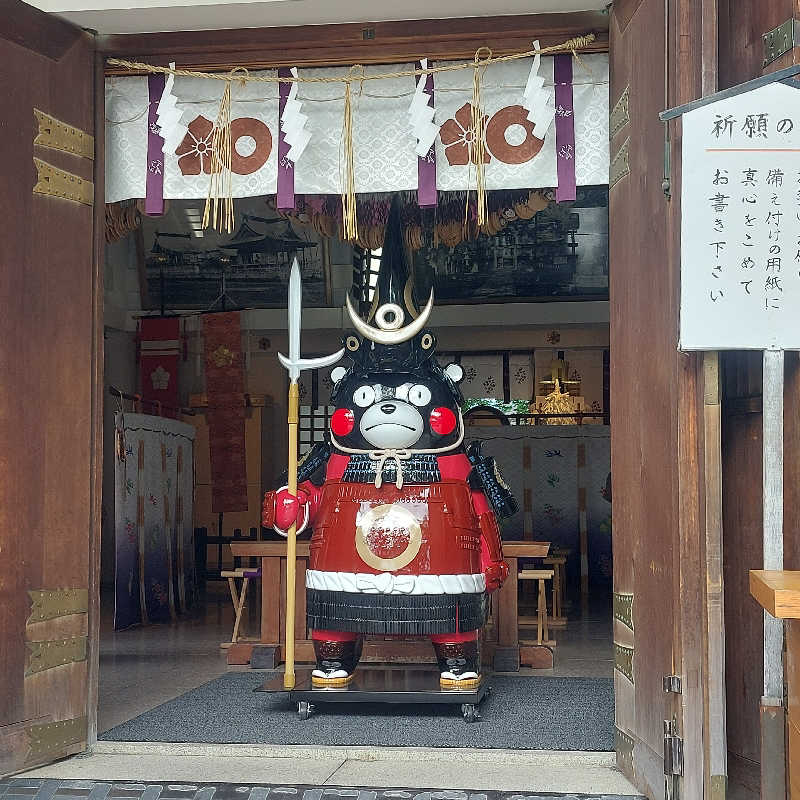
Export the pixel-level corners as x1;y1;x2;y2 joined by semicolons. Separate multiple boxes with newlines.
18;748;641;796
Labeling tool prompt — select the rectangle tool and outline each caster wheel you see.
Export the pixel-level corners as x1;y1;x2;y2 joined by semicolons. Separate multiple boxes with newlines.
461;703;480;723
298;700;315;720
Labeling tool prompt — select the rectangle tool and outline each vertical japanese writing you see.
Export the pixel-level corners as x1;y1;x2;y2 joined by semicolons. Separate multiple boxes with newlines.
702;134;795;312
682;85;800;349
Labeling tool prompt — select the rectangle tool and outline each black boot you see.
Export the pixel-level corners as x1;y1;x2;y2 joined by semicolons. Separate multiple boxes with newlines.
311;637;363;686
433;639;481;688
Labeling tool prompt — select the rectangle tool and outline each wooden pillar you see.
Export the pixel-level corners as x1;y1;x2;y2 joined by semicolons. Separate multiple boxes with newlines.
702;352;728;799
762;349;786;799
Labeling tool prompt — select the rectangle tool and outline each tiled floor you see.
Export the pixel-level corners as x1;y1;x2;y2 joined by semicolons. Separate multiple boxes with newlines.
98;585;614;735
526;600;614;679
98;583;249;734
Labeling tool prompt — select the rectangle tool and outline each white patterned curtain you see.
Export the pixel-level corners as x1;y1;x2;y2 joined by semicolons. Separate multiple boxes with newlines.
114;412;195;630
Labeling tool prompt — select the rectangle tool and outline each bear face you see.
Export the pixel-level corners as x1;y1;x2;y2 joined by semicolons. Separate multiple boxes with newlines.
329;364;464;453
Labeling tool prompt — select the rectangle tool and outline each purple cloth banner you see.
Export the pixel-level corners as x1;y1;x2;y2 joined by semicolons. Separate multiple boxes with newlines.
554;54;576;203
416;61;437;208
277;67;296;210
145;74;165;216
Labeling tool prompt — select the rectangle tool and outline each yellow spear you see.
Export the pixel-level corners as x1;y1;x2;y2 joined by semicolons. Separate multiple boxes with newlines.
278;259;344;689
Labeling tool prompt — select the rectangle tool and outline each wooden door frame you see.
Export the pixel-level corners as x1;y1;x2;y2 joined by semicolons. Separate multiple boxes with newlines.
93;16;715;799
88;47;105;747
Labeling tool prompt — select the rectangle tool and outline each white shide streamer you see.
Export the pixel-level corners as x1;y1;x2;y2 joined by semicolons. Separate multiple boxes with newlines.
408;57;440;157
155;61;189;154
521;40;556;138
282;66;311;163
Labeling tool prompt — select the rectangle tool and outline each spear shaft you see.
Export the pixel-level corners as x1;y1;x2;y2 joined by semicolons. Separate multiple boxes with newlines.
277;258;344;692
284;381;299;690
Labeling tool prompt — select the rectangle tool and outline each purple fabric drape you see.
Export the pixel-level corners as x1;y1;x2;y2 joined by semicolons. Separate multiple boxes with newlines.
145;74;165;216
277;67;296;210
554;54;576;203
416;61;437;208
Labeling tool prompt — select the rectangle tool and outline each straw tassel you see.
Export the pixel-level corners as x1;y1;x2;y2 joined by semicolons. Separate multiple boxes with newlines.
470;49;489;228
203;68;247;234
340;66;363;243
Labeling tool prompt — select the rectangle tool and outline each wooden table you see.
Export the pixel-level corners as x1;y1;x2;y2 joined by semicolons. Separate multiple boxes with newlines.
229;541;312;665
230;539;550;669
751;570;800;798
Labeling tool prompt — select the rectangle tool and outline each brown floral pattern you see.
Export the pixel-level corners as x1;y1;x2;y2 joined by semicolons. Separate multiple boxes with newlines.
439;103;491;166
175;116;216;176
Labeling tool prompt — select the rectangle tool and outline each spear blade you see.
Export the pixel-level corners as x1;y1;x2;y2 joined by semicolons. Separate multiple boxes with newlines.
278;257;346;381
286;258;302;383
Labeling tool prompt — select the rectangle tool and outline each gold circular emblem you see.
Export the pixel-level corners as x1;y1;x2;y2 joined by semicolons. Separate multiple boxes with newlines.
355;504;423;571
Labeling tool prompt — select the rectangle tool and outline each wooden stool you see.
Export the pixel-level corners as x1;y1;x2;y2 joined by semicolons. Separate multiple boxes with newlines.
518;569;555;646
551;546;573;608
543;555;568;627
220;567;261;647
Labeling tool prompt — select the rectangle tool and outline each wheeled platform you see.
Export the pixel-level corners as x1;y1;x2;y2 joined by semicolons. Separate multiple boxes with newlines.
256;666;490;722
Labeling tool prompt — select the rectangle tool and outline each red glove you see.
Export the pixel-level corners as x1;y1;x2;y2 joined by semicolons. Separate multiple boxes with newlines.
262;487;309;534
485;560;509;592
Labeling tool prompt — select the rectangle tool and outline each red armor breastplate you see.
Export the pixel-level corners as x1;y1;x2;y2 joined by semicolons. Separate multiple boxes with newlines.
310;478;482;578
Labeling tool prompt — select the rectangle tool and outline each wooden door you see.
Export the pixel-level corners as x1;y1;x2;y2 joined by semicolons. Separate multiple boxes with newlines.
609;0;713;798
0;1;101;777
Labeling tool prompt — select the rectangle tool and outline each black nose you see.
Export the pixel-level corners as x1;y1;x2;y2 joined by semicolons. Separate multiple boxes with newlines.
381;404;396;414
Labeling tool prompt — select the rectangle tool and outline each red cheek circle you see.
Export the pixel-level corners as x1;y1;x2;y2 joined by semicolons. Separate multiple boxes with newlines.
331;408;355;437
429;407;457;435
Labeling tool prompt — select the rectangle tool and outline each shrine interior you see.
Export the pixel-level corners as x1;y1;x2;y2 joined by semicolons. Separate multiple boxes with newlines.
99;186;612;746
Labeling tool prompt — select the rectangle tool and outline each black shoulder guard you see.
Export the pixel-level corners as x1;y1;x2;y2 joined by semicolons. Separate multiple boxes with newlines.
467;440;519;519
276;440;331;488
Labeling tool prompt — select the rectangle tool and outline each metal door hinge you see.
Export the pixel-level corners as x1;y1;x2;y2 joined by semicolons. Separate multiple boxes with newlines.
664;719;684;776
763;19;800;67
663;674;682;694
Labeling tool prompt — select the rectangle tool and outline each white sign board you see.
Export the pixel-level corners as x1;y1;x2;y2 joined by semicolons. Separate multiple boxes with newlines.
680;81;800;349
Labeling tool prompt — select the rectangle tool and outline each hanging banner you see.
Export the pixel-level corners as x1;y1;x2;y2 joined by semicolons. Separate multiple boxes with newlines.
203;312;248;512
435;54;608;191
293;64;418;195
107;72;279;204
105;55;608;203
139;317;180;417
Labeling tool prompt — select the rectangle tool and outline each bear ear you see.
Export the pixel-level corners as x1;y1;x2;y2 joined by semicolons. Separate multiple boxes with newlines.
331;366;348;384
445;363;464;384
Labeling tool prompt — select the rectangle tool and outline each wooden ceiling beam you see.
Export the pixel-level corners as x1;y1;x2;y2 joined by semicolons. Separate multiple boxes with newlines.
100;11;609;73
